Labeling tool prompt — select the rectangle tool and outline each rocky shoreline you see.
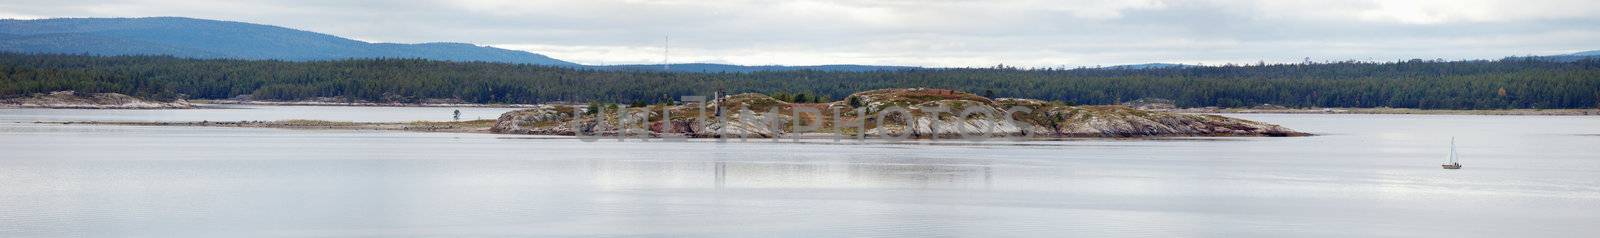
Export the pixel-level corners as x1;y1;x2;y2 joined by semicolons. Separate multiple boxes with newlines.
1;91;193;109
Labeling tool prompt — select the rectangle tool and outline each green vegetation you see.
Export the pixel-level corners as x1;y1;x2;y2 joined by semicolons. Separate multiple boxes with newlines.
407;119;497;127
275;119;359;127
1;53;1597;109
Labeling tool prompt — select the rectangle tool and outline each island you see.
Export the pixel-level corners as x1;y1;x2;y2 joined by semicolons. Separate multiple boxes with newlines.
42;88;1308;139
491;88;1307;138
1;91;193;109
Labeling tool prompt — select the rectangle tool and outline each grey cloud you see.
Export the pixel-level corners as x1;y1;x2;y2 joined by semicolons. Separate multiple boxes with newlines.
1;0;1596;67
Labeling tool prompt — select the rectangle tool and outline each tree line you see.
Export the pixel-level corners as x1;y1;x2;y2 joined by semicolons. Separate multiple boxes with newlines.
1;53;1597;109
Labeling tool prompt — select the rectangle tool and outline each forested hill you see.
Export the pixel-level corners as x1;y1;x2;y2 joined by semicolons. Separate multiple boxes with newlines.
0;17;578;66
1;53;1597;109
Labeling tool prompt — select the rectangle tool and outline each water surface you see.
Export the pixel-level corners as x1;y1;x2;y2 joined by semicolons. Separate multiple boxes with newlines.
1;107;1597;237
0;105;520;123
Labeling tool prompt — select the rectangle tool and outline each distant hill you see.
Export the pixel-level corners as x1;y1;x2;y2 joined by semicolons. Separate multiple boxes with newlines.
1567;50;1600;56
591;63;915;73
0;17;926;72
0;17;579;66
1507;50;1600;62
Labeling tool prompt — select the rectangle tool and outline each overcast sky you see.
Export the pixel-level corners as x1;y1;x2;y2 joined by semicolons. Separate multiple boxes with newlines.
1;0;1596;67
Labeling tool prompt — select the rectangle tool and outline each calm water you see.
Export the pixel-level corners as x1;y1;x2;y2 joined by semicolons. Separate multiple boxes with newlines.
0;105;521;123
1;107;1598;237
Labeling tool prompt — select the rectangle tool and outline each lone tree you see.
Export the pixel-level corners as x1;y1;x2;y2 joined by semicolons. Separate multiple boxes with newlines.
585;102;601;115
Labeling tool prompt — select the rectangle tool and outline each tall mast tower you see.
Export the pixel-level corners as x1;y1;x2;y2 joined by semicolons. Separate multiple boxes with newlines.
663;35;670;71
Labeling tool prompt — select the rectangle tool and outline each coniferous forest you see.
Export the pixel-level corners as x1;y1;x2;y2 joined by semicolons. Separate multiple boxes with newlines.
1;53;1597;109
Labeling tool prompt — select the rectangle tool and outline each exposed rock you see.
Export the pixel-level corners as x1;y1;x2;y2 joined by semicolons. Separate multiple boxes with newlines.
489;105;579;135
489;88;1310;138
1045;106;1302;137
1122;98;1177;110
846;88;992;113
0;91;192;109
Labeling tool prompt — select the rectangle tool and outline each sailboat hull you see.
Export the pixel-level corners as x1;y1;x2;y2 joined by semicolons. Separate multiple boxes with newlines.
1442;163;1462;169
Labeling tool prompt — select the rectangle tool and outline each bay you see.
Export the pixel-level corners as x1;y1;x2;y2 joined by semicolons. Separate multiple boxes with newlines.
1;107;1597;237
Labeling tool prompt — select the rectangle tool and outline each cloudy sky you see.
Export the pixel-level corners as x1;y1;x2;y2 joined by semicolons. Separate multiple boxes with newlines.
1;0;1596;67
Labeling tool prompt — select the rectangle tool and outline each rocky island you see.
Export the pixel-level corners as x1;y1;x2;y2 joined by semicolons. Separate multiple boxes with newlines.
1;91;193;109
492;88;1307;138
35;88;1306;138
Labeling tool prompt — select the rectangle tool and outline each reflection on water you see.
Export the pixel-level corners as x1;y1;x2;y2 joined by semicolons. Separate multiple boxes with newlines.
1;109;1600;237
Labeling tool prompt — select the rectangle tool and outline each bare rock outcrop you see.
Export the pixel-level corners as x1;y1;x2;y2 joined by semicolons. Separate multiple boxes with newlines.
1;91;193;109
489;105;579;135
490;88;1308;138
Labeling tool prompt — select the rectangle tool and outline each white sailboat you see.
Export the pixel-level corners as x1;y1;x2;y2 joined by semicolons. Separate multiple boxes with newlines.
1442;137;1462;169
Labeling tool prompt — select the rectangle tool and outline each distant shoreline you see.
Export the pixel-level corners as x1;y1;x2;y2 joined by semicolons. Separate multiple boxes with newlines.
192;99;546;108
1163;107;1600;116
37;120;498;134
